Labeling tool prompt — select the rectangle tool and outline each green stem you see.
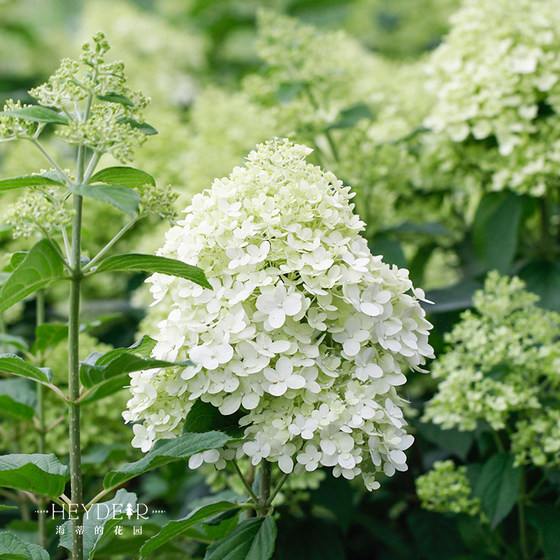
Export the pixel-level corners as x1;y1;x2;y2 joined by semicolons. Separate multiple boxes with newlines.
257;461;272;517
539;195;554;258
68;145;85;559
82;217;139;272
231;459;259;504
35;291;47;549
266;472;289;507
518;466;529;560
30;139;71;185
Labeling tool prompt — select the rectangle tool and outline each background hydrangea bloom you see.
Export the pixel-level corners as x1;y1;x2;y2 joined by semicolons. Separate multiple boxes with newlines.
124;138;434;490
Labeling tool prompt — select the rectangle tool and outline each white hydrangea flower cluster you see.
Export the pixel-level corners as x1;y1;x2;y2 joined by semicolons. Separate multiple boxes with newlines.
124;139;434;490
425;0;560;153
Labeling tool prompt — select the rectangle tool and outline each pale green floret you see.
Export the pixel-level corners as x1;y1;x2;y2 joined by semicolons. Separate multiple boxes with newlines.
511;412;560;468
136;183;179;221
4;187;73;239
416;460;482;518
424;0;560;195
0;100;38;141
424;272;560;469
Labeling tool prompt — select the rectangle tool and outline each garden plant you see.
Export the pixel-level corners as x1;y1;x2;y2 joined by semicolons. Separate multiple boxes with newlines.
0;1;560;559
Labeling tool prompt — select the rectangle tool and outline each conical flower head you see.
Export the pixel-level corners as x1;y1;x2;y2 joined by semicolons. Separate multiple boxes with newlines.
125;139;434;490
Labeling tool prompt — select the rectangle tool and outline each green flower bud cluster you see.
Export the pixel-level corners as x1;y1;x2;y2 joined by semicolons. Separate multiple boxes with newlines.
1;32;150;163
0;100;38;141
416;460;482;517
424;272;560;469
4;185;73;239
136;182;178;221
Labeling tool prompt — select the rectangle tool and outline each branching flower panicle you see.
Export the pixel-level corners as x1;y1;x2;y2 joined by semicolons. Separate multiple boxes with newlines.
124;139;434;491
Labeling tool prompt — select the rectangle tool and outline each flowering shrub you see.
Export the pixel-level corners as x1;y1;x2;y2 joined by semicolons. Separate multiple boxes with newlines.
125;138;434;490
424;272;560;470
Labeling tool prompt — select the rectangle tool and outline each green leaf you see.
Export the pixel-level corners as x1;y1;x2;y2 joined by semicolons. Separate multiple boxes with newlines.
104;431;232;489
0;379;36;421
90;166;155;188
94;254;211;289
183;400;244;438
0;174;64;192
141;501;242;557
32;324;68;354
0;532;49;560
70;183;140;217
204;516;277;560
528;506;560;560
276;81;306;103
327;104;374;130
2;106;68;125
0;354;52;384
519;260;560;311
117;117;158;135
59;489;136;560
414;420;474;461
80;350;191;389
0;453;69;499
0;333;28;352
473;453;521;528
472;192;524;274
96;93;134;106
427;279;483;314
0;505;17;512
0;239;65;313
9;252;28;271
369;237;407;268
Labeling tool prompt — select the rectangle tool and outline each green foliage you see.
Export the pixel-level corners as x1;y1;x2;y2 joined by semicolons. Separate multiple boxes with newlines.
0;531;49;560
0;453;68;498
204;516;277;560
0;239;65;313
141;501;243;557
94;253;211;289
104;431;234;489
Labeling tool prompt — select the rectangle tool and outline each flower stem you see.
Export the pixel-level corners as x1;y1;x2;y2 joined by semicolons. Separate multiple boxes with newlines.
35;290;47;549
257;460;272;517
68;145;85;560
231;459;259;504
518;467;529;560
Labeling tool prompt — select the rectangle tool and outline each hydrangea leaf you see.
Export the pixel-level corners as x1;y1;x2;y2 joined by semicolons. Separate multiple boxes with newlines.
327;104;374;130
104;431;233;489
0;379;36;421
0;453;69;499
80;350;192;388
472;192;524;274
2;106;68;125
204;516;277;560
0;354;53;384
96;92;134;106
528;506;560;560
0;239;65;313
0;532;49;560
94;254;211;289
117;117;158;135
183;400;244;438
0;174;64;191
69;184;141;217
0;333;28;352
140;501;242;557
90;166;156;188
32;324;68;354
473;453;521;528
59;489;137;560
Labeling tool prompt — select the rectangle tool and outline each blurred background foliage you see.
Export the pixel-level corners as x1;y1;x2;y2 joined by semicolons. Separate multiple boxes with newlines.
1;0;559;558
